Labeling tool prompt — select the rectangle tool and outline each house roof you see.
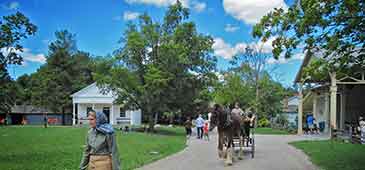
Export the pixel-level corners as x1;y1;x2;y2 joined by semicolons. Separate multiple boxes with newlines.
71;82;117;104
294;55;312;83
11;105;54;114
71;82;115;98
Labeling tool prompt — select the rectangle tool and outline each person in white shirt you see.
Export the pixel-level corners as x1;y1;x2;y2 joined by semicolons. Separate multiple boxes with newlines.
196;114;205;139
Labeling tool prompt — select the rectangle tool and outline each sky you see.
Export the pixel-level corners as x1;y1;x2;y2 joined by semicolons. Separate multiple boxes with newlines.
0;0;304;87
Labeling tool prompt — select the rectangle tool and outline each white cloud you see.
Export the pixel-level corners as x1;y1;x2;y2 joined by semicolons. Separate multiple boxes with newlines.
1;47;46;65
212;37;275;59
123;11;140;21
124;0;207;13
3;1;19;10
213;37;304;64
192;1;206;12
125;0;189;7
223;0;287;24
224;24;239;32
267;53;304;64
24;53;46;64
212;38;246;59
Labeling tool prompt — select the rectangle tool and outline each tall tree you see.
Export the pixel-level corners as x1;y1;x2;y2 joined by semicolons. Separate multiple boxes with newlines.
30;30;94;124
213;68;286;119
253;0;365;68
0;12;37;113
94;1;217;131
230;45;271;113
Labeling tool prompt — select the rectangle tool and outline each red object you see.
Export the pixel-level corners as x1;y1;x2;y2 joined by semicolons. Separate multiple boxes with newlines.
203;123;209;133
47;118;58;124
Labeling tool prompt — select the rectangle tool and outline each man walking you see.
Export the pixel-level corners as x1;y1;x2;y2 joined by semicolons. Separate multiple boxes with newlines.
196;114;205;139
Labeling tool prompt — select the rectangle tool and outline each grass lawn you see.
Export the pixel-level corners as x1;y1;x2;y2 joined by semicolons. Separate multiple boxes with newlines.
0;126;186;170
255;127;291;135
291;140;365;170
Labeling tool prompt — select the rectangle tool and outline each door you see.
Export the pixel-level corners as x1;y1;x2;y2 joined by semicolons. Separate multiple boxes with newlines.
103;107;110;123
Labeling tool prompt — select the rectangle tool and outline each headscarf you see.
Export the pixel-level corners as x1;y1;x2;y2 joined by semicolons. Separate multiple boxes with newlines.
95;112;114;134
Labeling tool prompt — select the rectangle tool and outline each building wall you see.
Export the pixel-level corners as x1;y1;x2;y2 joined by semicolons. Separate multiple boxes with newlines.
76;104;140;125
8;114;72;125
314;94;330;132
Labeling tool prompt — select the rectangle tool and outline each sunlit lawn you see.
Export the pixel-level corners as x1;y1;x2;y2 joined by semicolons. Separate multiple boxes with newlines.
291;140;365;170
255;127;291;135
0;126;186;170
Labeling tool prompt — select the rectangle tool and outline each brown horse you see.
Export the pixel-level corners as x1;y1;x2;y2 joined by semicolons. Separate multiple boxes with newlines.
209;104;244;166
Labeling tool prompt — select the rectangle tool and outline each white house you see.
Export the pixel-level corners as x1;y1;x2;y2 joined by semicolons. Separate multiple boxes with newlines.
281;96;300;127
71;83;141;126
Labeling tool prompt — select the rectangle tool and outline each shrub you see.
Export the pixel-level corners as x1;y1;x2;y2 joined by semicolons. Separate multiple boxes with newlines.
258;117;271;127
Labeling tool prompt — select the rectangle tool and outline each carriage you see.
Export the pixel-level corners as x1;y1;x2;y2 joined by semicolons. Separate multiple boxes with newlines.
210;104;257;166
232;116;256;158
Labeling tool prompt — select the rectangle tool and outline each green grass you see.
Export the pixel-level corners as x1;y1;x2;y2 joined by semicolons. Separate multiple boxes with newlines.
255;127;291;135
0;126;186;170
291;140;365;170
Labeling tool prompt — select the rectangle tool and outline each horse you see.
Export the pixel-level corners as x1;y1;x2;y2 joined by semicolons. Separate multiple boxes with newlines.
209;104;244;166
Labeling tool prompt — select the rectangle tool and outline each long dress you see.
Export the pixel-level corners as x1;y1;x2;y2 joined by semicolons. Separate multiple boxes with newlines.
80;129;121;170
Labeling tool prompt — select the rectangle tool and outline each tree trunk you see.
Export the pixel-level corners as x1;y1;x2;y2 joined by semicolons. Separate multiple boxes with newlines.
255;72;260;114
62;107;65;125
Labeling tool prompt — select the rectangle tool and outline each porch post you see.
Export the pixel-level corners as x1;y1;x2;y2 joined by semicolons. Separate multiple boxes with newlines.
313;93;317;119
324;92;330;133
340;88;346;130
111;104;114;125
92;103;95;110
298;82;304;135
330;72;338;131
72;103;76;126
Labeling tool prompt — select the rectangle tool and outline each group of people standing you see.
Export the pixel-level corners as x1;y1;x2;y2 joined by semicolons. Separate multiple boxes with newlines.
184;114;210;141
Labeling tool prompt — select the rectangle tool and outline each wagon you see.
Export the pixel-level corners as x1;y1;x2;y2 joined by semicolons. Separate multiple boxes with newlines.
233;115;256;158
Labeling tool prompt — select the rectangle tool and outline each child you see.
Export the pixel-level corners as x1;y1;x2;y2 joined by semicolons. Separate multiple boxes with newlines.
203;121;209;141
184;117;192;139
358;116;365;144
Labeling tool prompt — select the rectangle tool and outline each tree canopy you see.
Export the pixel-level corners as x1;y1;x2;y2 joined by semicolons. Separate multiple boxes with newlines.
0;12;37;113
253;0;365;68
93;1;217;129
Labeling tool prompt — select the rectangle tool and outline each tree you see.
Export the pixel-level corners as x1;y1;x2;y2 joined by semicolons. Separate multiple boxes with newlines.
213;64;287;119
0;12;37;67
253;0;365;68
94;1;217;131
213;72;254;107
230;45;272;113
0;12;37;113
29;30;94;124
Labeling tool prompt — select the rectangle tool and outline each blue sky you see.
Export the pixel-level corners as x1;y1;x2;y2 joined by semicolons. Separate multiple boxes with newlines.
1;0;303;87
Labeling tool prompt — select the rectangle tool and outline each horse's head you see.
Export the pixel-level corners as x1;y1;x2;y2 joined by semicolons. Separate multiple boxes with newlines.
209;104;219;131
209;104;228;131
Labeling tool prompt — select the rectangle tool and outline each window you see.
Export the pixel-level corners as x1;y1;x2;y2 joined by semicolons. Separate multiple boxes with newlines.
120;107;126;117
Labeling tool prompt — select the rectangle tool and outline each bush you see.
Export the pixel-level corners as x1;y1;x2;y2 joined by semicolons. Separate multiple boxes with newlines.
258;117;271;127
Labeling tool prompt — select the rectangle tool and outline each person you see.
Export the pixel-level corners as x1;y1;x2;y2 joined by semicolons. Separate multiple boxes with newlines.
207;110;212;130
195;114;205;139
80;110;121;170
184;117;193;138
306;114;314;134
203;121;209;141
43;114;48;128
231;102;244;119
313;118;319;134
358;116;365;145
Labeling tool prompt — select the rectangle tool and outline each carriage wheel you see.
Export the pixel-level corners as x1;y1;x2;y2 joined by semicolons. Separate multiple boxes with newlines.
251;138;255;158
